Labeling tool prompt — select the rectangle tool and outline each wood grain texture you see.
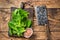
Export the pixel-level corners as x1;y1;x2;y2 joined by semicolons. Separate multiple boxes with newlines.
0;0;60;40
0;0;60;8
0;9;11;31
0;8;60;40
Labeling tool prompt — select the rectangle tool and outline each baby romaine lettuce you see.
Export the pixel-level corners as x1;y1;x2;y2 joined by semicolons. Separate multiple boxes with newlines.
8;8;32;36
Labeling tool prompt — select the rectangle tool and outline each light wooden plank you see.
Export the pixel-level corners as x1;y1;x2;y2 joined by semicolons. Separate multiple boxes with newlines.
0;0;60;8
33;32;46;39
51;32;60;40
0;9;11;31
48;8;60;32
0;32;46;40
1;32;60;40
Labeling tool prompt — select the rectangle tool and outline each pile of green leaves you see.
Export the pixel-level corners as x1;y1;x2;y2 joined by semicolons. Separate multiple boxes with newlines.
8;8;32;37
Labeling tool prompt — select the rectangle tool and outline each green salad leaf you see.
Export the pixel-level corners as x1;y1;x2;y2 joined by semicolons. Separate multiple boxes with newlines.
8;8;32;36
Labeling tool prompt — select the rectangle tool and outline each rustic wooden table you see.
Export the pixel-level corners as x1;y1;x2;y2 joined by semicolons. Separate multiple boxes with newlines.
0;0;60;40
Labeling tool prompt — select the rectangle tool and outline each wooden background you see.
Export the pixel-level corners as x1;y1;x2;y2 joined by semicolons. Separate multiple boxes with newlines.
0;0;60;40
